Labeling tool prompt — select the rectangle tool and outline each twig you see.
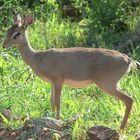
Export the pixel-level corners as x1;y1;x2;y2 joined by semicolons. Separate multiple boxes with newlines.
0;1;10;10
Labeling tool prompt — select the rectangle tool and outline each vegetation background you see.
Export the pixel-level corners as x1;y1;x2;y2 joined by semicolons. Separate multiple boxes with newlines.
0;0;140;139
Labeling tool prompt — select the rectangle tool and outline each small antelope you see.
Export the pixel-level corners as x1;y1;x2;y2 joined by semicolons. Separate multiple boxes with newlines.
3;13;139;130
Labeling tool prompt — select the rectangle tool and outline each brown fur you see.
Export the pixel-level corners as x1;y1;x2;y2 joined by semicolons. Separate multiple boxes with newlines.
3;13;137;130
7;24;18;36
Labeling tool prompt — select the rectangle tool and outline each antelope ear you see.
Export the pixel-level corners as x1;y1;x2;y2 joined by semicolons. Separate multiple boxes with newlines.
23;13;35;27
14;12;22;26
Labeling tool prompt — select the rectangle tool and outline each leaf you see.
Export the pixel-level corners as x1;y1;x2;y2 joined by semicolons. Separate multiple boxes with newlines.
0;112;9;124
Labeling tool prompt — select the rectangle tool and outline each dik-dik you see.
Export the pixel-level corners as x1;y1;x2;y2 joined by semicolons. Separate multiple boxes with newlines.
3;13;139;130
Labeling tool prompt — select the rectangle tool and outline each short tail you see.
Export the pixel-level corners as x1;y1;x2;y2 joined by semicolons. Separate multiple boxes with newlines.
128;58;140;71
135;60;140;70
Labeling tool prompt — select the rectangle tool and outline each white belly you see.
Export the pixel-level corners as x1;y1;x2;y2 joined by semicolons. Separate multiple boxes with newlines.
64;79;94;88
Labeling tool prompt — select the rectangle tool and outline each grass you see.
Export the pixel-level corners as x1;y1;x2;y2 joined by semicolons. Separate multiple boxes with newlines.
0;5;140;139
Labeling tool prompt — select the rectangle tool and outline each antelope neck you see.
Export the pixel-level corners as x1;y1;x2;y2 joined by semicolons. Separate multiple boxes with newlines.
18;31;36;66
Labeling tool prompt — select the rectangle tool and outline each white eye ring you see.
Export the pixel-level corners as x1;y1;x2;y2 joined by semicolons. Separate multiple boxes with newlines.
13;32;20;39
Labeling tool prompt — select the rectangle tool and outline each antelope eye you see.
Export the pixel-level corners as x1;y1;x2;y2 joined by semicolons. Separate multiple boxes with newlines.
13;32;20;39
